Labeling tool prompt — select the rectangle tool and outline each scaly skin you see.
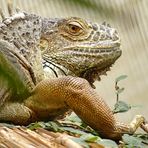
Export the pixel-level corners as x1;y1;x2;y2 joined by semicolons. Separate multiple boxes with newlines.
0;4;147;140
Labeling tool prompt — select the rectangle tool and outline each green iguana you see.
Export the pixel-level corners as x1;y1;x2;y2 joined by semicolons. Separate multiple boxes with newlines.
0;4;147;140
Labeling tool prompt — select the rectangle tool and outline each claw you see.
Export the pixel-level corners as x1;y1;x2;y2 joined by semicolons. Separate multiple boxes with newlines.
141;120;148;133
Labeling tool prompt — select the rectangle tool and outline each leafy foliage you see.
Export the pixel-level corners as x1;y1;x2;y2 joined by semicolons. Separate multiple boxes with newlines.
113;75;143;114
115;75;128;83
27;114;119;147
113;100;131;113
121;134;148;148
113;75;131;113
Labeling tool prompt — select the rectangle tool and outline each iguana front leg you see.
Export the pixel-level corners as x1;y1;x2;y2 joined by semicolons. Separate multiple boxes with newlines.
24;76;148;140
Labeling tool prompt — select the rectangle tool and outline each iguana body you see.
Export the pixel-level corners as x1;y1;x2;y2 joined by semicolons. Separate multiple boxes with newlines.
0;6;147;140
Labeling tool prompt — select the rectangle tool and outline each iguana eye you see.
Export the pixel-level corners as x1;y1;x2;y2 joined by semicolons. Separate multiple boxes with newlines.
60;18;92;40
68;22;83;35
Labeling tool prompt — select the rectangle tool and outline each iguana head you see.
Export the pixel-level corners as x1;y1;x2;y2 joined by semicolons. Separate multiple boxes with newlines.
41;17;121;86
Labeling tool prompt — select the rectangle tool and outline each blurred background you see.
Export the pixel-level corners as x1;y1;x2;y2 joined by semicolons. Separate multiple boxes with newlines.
0;0;148;124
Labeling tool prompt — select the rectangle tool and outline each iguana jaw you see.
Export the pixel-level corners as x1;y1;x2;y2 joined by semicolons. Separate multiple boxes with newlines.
60;39;121;83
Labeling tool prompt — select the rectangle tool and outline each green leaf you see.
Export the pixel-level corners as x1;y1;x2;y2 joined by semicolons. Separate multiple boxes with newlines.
37;122;47;128
70;137;90;148
113;101;131;113
45;121;60;132
65;113;82;123
28;121;62;132
115;75;128;83
134;134;148;145
122;134;144;148
71;134;101;148
97;139;118;148
116;87;125;94
80;133;100;142
28;122;43;130
60;127;87;135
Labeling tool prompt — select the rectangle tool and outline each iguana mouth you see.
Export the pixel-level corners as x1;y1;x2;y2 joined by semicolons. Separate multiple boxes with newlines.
64;40;120;52
65;46;120;57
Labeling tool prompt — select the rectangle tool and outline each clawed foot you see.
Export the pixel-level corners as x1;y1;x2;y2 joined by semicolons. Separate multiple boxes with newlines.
129;115;148;134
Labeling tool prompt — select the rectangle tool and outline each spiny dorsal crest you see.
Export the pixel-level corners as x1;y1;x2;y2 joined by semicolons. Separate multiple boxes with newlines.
0;4;41;57
0;2;44;84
